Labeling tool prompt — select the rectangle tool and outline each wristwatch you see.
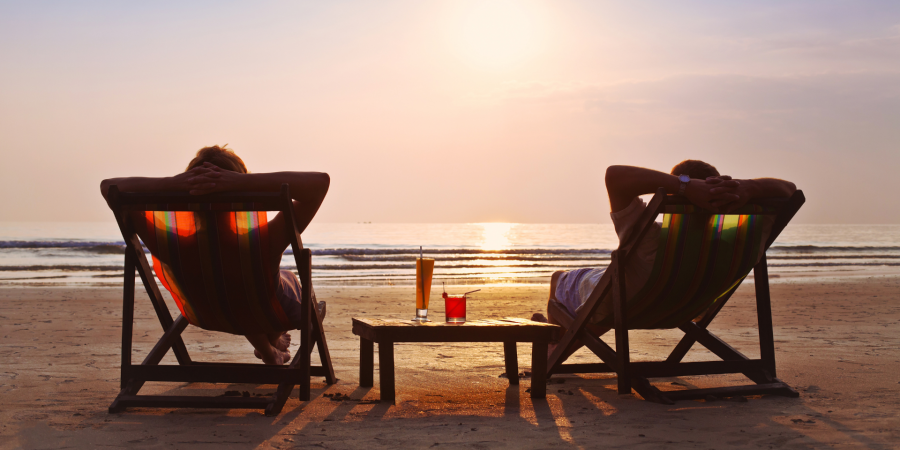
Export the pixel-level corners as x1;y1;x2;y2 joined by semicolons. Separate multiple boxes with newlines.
677;174;690;196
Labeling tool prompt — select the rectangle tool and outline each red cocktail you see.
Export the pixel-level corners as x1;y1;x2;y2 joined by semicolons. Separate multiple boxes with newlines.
444;294;466;324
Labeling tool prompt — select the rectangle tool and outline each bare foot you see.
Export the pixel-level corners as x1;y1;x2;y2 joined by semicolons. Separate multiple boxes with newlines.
255;348;292;365
272;332;291;351
274;348;292;365
531;313;548;323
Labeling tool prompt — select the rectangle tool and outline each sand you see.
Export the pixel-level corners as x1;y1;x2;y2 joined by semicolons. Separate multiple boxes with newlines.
1;273;899;449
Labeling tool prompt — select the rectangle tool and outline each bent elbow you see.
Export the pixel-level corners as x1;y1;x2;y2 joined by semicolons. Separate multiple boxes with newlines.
605;165;626;190
100;179;111;201
318;172;331;195
786;181;797;195
783;181;797;197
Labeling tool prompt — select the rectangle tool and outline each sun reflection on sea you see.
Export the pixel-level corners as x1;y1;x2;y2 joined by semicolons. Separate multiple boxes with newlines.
478;223;514;251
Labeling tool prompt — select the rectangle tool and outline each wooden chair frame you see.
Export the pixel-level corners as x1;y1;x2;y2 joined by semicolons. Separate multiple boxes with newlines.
547;189;805;403
106;184;336;416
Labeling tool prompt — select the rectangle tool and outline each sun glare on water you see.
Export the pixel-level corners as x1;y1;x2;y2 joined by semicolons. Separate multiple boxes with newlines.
450;0;545;70
479;222;514;250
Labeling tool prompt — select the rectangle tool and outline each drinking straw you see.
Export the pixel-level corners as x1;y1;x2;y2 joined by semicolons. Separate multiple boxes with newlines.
464;289;481;296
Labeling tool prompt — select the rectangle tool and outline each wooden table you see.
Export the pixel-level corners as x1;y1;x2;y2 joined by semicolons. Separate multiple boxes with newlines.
351;317;560;402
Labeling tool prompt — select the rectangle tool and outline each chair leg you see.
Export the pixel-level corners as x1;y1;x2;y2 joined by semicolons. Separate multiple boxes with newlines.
312;302;337;384
615;332;631;395
612;254;631;395
545;302;571;376
120;251;135;391
297;249;312;401
754;256;777;377
631;376;673;405
269;378;295;416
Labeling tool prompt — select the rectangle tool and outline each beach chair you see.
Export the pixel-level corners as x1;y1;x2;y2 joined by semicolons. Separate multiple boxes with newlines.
547;188;805;403
105;184;336;416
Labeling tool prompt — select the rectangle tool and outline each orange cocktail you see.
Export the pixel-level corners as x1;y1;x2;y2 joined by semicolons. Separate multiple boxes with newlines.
413;257;434;322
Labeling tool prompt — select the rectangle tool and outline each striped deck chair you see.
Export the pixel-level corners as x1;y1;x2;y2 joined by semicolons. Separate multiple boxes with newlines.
547;188;805;403
105;184;335;416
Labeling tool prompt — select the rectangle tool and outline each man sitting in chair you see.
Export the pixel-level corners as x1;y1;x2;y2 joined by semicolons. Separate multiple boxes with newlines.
100;145;329;365
533;160;796;355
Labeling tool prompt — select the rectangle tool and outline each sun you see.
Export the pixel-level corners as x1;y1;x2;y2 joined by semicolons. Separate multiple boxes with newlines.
450;0;544;71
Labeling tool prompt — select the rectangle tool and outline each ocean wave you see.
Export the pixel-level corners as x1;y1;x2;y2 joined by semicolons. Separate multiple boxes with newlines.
338;254;614;262
287;263;608;271
1;240;124;249
0;265;123;272
767;262;900;267
768;245;900;252
303;248;614;256
767;255;900;260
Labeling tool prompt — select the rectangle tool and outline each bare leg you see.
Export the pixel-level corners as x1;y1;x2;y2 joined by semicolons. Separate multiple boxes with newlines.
532;271;572;358
245;333;291;365
533;270;609;359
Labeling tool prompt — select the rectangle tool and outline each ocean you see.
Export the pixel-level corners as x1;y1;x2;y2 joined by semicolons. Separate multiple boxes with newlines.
1;222;898;286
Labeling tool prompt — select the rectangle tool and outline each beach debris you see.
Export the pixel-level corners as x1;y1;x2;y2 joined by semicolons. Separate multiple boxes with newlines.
320;392;378;403
499;371;532;379
557;389;575;395
220;390;252;397
323;392;353;402
791;418;816;424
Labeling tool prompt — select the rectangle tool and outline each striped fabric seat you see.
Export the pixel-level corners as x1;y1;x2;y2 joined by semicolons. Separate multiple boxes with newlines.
134;208;293;335
596;211;769;330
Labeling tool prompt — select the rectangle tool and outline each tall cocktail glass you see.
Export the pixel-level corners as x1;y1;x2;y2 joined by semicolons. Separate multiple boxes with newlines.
413;257;434;322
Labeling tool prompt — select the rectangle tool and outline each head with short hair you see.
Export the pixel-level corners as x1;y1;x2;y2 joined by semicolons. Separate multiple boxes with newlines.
185;145;248;173
670;159;719;180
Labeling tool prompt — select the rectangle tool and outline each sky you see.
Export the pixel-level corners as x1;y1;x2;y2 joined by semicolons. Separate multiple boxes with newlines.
1;0;898;224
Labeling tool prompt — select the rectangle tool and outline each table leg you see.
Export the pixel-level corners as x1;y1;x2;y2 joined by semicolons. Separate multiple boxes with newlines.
378;341;395;403
503;341;519;385
360;337;374;387
531;341;547;399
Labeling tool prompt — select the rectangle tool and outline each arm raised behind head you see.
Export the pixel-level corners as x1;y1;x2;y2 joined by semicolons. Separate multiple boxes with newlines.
713;177;796;213
604;165;740;213
100;162;330;207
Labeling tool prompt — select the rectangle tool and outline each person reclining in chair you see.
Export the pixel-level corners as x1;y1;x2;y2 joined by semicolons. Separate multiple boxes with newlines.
533;160;796;356
100;145;329;365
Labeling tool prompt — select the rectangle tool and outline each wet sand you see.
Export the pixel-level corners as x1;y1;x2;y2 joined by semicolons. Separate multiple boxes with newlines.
1;273;899;449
